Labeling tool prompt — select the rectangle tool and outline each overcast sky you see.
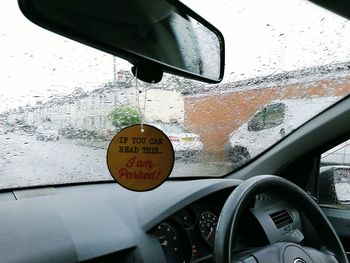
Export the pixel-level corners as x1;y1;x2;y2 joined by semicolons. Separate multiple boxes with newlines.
184;0;350;79
1;0;350;112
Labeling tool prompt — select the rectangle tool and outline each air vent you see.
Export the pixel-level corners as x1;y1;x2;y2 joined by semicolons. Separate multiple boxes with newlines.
270;209;293;229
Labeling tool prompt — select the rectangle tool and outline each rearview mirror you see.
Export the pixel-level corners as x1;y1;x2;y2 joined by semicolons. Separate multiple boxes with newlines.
18;0;225;83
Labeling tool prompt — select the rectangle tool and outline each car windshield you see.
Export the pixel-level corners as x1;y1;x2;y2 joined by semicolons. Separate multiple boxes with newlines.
1;0;350;189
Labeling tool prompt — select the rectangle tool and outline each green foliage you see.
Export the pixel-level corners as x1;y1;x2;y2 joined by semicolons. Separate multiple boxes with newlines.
108;105;141;131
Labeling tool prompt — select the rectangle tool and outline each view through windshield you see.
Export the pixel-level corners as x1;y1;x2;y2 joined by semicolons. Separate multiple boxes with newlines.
1;0;350;189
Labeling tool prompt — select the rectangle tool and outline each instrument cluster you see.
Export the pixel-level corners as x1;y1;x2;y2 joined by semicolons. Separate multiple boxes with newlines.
153;193;227;263
153;191;302;263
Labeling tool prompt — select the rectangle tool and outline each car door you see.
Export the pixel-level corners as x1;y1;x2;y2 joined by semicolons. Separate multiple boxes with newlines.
317;139;350;259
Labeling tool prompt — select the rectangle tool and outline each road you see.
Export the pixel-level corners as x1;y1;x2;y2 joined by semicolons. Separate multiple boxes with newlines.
0;133;232;189
6;133;350;197
0;133;111;189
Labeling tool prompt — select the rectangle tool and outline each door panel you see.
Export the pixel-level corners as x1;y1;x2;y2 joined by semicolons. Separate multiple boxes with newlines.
322;207;350;259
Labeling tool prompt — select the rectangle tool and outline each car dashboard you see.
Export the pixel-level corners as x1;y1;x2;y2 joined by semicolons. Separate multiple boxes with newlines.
0;178;303;263
151;189;303;263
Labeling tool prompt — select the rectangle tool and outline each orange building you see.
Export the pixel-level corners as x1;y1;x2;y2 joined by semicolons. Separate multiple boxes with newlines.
184;64;350;155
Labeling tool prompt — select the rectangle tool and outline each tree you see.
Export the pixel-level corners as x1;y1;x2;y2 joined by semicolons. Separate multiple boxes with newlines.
108;105;141;131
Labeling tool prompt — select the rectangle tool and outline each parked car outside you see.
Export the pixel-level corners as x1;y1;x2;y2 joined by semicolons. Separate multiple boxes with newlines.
15;123;37;136
36;128;60;141
152;122;203;160
225;97;339;167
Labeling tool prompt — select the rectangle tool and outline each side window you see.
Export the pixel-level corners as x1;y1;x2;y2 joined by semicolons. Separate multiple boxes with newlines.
318;140;350;206
247;103;286;132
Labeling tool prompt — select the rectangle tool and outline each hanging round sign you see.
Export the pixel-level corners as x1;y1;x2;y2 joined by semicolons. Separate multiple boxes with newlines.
107;124;175;191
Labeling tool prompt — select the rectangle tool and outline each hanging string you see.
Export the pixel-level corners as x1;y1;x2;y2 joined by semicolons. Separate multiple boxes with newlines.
134;67;141;132
134;67;153;133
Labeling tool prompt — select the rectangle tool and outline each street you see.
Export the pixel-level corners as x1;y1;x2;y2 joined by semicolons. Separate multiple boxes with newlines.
0;133;232;189
1;133;350;200
0;133;110;189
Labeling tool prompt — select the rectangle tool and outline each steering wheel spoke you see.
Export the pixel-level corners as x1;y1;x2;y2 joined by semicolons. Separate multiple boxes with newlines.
232;243;338;263
239;242;338;263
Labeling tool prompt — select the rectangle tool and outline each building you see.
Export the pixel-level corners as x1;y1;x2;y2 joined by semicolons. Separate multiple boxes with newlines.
5;73;185;136
185;62;350;154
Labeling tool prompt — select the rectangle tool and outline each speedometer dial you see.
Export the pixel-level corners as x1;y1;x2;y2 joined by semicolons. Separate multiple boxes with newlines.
199;211;219;247
155;222;189;263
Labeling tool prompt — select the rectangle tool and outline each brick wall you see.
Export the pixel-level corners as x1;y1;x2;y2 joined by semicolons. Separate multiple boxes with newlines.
184;76;350;154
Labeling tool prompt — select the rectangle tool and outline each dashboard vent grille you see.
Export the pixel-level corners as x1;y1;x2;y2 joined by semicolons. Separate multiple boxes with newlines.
270;209;293;229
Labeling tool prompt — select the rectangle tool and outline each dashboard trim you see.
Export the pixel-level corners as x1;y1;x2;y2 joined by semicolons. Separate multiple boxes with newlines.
0;179;242;262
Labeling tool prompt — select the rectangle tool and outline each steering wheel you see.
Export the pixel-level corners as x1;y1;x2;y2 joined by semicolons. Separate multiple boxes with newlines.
213;175;348;263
